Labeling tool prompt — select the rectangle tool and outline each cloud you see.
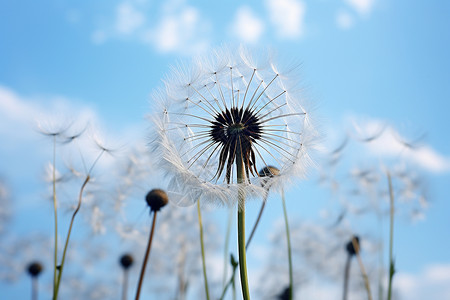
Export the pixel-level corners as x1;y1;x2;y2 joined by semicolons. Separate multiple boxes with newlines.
396;264;450;300
91;1;210;54
115;2;145;34
144;6;209;54
229;6;265;44
265;0;306;39
336;10;354;29
345;0;375;16
349;118;450;173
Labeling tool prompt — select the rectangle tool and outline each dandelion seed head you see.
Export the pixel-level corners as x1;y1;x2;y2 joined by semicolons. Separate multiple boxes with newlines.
26;261;43;277
145;189;169;212
120;254;134;269
152;47;317;206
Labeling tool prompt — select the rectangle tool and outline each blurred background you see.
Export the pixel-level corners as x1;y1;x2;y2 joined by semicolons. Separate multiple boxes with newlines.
1;0;449;299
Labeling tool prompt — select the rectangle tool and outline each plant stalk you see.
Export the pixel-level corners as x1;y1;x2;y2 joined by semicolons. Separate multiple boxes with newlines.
236;152;250;300
281;189;293;300
197;200;211;300
53;175;90;300
342;254;351;300
387;172;395;300
135;211;158;300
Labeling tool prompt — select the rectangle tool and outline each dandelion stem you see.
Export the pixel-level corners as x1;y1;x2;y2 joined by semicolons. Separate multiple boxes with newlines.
52;135;58;296
135;211;158;300
236;152;251;300
31;277;38;300
197;200;211;300
53;175;90;300
281;189;293;300
387;172;395;300
246;195;267;250
353;238;373;300
223;208;233;288
122;268;129;300
342;254;351;300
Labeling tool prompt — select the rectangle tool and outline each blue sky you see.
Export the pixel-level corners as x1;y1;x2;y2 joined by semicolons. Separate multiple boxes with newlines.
1;0;450;299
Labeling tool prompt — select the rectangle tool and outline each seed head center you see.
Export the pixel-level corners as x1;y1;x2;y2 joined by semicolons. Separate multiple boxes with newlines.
227;123;245;137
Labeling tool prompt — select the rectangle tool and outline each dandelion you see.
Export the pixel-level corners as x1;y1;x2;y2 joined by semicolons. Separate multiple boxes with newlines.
119;254;134;300
135;189;168;300
153;47;316;299
27;262;43;300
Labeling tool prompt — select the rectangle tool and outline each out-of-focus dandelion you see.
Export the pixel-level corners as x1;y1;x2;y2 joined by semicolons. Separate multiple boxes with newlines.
119;254;134;300
343;236;360;300
153;46;316;299
27;262;43;300
135;189;168;300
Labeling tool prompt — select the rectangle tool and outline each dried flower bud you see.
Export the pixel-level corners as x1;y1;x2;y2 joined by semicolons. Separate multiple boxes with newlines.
346;235;360;256
259;166;280;177
120;254;134;269
27;262;43;277
145;189;168;212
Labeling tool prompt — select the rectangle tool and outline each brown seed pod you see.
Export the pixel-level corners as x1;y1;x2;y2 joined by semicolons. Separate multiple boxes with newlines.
145;189;169;212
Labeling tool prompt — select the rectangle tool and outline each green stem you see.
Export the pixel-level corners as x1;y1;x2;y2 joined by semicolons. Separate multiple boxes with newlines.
53;175;90;300
197;201;211;300
32;277;38;300
342;254;351;300
135;211;158;300
52;136;58;295
246;193;267;250
281;189;293;300
223;208;233;288
122;269;129;300
387;172;395;300
236;153;250;300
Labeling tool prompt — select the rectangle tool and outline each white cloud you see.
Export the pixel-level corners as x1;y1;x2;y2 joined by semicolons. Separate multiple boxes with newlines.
396;264;450;300
143;6;209;54
230;6;265;44
350;118;450;173
265;0;306;39
91;1;209;54
336;10;354;29
115;2;145;34
345;0;375;16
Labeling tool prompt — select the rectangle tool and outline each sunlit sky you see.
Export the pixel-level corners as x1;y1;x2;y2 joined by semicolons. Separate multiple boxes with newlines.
1;0;450;299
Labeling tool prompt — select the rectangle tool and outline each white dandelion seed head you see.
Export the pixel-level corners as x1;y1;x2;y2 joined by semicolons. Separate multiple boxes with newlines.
151;47;317;206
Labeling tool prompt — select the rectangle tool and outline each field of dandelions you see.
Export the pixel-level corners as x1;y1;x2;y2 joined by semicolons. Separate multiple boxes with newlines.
0;48;428;300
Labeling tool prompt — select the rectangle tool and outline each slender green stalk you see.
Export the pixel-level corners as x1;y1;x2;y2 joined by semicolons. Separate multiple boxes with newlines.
52;136;58;295
352;238;373;300
281;189;293;300
387;172;395;300
135;211;158;300
53;175;90;299
31;277;38;300
342;254;351;300
122;269;129;300
197;200;211;300
223;208;233;288
246;194;267;250
236;153;250;300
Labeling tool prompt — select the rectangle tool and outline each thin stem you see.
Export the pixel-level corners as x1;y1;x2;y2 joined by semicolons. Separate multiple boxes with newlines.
53;175;90;300
197;200;211;300
32;277;38;300
281;189;293;300
236;153;250;300
223;208;233;288
135;211;158;300
342;254;351;300
122;269;129;300
246;194;267;250
387;172;395;300
353;238;373;300
52;135;58;295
